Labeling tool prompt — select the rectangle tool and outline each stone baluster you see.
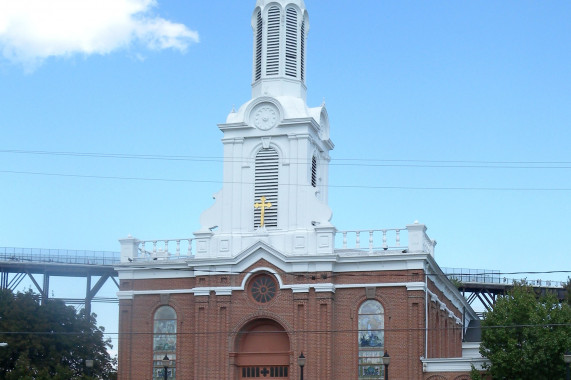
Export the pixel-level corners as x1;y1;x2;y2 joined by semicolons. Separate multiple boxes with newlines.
395;229;401;247
176;240;181;257
369;231;374;253
382;230;388;249
188;239;192;256
355;231;361;249
164;240;170;258
342;232;348;249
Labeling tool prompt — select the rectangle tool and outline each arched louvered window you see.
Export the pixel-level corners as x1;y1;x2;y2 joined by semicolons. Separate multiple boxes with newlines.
153;306;177;379
254;148;279;228
358;300;385;379
254;10;263;81
300;19;306;82
311;156;317;187
285;7;298;78
266;6;280;76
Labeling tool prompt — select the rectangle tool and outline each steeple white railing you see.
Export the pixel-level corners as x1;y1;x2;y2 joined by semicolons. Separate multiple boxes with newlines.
335;229;403;252
119;224;436;262
334;223;436;255
120;238;195;262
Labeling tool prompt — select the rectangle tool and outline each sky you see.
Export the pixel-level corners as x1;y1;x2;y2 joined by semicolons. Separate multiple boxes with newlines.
1;0;570;356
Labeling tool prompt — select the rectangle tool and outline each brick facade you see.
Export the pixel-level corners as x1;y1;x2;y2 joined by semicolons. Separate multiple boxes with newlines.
117;263;467;380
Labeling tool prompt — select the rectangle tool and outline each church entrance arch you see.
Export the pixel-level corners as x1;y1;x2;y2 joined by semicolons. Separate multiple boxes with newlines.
234;318;290;379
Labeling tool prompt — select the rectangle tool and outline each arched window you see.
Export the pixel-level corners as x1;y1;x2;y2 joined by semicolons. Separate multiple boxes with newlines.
254;147;279;228
285;7;298;78
300;19;306;81
358;300;385;379
266;6;280;76
254;10;263;81
153;306;177;380
311;155;317;187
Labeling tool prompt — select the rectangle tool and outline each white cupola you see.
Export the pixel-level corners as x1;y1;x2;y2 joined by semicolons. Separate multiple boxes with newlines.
195;0;335;259
251;0;309;100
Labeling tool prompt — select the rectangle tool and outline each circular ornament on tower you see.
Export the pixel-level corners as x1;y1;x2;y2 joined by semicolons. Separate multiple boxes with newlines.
251;103;279;130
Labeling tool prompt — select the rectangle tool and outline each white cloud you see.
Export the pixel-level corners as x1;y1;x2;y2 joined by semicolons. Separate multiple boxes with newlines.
0;0;199;69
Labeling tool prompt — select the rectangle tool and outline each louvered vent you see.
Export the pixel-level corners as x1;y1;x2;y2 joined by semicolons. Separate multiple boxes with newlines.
255;11;263;81
266;6;280;76
300;20;305;81
311;156;317;187
285;7;298;78
254;148;279;228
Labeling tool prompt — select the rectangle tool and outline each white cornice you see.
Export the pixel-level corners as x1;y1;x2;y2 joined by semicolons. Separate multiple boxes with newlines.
116;281;425;300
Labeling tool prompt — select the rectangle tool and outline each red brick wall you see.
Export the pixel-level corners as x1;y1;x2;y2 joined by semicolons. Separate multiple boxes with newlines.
118;265;468;380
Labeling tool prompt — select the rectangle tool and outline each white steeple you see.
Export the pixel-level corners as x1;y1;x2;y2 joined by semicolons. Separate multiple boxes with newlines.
251;0;309;100
195;0;335;259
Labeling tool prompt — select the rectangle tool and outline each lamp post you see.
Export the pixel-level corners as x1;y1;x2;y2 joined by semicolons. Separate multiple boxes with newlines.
162;355;170;380
382;351;390;380
85;359;94;378
564;350;571;380
298;352;306;380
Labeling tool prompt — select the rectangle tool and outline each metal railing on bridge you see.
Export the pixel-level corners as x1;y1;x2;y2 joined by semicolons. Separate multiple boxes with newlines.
442;267;566;288
0;247;120;266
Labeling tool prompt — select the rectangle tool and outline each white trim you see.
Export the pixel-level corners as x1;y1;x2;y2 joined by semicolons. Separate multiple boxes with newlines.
116;281;423;300
427;288;463;325
421;356;488;373
406;282;426;291
239;266;285;289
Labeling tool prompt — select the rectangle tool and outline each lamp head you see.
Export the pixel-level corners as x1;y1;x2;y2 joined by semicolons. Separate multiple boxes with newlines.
298;352;306;368
383;351;391;366
162;355;170;368
564;350;571;364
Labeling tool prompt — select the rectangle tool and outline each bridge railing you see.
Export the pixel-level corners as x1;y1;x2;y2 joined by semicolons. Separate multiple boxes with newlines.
443;267;566;288
0;247;120;266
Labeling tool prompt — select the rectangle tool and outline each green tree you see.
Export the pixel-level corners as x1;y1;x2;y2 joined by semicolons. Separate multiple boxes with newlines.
480;282;571;380
565;277;571;306
0;289;116;379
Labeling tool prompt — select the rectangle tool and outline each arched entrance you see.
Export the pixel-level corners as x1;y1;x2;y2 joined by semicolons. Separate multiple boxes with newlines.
234;318;290;379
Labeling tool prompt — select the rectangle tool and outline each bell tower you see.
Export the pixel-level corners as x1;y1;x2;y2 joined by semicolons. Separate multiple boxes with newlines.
251;0;309;100
195;0;335;258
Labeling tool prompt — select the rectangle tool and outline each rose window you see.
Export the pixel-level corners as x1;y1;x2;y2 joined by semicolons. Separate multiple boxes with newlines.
250;275;277;303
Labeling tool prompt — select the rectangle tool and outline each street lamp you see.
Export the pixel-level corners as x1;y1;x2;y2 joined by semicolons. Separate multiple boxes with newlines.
298;352;306;380
85;359;94;378
382;351;390;380
0;343;7;347
162;355;170;380
564;350;571;380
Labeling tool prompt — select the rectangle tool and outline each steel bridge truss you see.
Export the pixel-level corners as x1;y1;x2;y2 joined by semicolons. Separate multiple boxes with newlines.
0;248;119;315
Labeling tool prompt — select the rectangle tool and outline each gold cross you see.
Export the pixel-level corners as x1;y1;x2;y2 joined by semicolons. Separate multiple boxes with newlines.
254;196;272;227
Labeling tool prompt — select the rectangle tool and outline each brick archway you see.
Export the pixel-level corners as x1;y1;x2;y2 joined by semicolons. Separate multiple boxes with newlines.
234;318;290;379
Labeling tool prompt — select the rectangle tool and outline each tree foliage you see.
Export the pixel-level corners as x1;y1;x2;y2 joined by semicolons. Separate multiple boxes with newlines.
565;277;571;306
0;289;116;379
479;282;571;380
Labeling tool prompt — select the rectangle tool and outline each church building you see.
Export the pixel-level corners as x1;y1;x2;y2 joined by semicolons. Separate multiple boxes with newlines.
116;1;480;379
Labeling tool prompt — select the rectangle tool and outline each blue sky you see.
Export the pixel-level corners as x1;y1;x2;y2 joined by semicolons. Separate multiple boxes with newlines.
1;0;570;348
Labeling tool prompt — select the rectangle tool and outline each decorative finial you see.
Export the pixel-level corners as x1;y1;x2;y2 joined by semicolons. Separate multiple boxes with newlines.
321;97;326;107
231;105;236;113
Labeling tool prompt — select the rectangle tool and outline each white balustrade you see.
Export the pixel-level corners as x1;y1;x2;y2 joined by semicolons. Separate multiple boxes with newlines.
137;238;195;261
335;229;404;253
